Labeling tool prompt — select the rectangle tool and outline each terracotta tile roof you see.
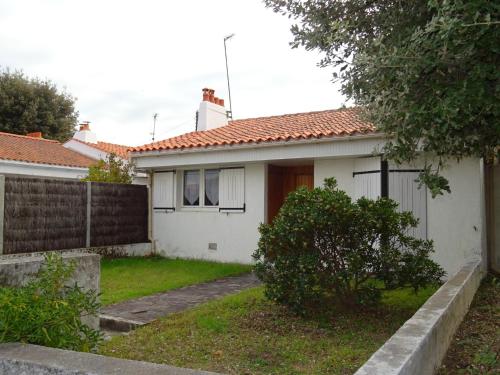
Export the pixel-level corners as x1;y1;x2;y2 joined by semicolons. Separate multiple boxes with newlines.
0;132;96;168
131;107;376;153
72;139;130;159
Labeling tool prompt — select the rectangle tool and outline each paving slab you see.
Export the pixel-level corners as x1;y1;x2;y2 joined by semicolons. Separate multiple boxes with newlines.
101;273;261;331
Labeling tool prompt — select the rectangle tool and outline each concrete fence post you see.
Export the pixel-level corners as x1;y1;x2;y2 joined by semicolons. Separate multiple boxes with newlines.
86;181;91;248
0;175;4;255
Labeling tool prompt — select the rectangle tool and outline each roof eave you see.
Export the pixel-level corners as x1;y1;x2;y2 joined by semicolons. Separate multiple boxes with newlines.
130;132;384;159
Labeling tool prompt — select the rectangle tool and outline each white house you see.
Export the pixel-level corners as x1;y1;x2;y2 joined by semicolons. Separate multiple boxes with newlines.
130;88;499;277
0;131;94;179
64;123;148;184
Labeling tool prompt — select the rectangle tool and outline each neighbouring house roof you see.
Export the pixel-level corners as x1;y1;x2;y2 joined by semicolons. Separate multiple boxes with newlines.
70;138;130;159
131;107;376;153
0;132;96;168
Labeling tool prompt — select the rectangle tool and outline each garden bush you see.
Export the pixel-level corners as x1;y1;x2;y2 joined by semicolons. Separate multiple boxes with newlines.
253;178;445;314
0;253;102;351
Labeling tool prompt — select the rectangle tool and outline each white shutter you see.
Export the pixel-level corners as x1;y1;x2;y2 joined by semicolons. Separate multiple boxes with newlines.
219;168;245;212
354;173;381;200
353;157;381;200
389;171;427;239
153;171;175;210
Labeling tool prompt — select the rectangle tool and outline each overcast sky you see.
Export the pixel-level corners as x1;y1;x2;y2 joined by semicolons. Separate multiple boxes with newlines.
0;0;346;146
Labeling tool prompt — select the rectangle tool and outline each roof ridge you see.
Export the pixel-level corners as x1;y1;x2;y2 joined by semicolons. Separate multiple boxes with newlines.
0;131;60;143
96;140;130;148
70;138;130;148
228;107;358;125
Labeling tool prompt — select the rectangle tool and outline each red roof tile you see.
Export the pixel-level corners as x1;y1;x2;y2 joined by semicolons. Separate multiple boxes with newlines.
131;107;376;153
72;139;130;159
0;132;96;168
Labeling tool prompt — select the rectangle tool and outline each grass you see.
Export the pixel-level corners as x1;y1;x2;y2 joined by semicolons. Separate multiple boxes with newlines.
100;256;253;306
101;284;438;374
438;274;499;375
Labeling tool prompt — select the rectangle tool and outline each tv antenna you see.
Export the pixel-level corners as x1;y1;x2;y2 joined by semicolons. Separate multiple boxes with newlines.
224;33;235;119
151;113;159;142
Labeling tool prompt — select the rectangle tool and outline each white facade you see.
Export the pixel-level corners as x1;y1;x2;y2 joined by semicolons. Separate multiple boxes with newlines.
135;136;486;277
0;159;88;179
152;163;265;263
314;156;484;277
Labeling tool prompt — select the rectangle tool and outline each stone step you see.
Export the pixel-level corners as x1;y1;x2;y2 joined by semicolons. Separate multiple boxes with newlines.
99;314;145;332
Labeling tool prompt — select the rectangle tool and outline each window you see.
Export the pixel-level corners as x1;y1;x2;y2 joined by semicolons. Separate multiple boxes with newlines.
204;169;219;206
183;170;200;206
182;169;220;207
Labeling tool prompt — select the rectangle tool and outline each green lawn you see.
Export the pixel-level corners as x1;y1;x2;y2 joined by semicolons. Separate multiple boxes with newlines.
101;284;438;374
100;256;253;306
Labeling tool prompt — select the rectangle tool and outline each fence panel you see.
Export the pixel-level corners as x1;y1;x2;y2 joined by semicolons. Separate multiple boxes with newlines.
1;176;149;254
3;177;87;254
90;182;148;247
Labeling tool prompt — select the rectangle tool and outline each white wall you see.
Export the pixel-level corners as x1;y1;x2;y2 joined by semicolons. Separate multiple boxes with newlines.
427;158;485;277
0;159;88;179
315;156;485;277
314;158;355;194
152;163;266;263
64;139;107;161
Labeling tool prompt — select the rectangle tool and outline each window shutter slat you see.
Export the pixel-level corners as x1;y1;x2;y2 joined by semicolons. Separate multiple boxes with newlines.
153;171;175;210
219;168;245;211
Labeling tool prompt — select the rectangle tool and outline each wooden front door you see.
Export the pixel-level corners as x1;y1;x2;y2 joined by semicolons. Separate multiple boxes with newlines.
267;165;313;223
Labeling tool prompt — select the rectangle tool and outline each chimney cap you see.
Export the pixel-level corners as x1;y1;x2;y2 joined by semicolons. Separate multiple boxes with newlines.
200;88;225;107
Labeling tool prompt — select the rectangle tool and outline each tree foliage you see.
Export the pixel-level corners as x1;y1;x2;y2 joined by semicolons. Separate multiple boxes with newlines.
0;68;78;141
82;153;134;184
265;0;500;196
253;178;445;314
0;253;102;352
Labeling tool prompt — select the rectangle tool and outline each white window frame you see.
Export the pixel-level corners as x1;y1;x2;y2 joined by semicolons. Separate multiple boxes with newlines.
180;168;220;211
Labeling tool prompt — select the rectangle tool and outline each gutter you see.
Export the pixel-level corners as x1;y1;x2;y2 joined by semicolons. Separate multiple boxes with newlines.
0;159;90;172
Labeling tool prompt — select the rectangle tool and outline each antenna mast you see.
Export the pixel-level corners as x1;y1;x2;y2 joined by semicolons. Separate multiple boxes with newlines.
152;113;159;142
224;33;235;119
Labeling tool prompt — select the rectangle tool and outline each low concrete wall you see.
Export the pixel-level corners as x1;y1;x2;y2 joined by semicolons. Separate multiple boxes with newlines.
0;343;218;375
0;250;100;329
355;258;484;375
86;242;153;257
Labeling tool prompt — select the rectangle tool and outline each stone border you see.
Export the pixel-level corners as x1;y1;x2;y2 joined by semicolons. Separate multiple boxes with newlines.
0;343;219;375
355;258;484;375
0;242;153;259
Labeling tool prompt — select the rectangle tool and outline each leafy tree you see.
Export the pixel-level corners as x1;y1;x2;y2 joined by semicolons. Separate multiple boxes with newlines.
265;0;500;196
0;253;102;352
0;68;78;141
253;178;444;314
83;153;134;184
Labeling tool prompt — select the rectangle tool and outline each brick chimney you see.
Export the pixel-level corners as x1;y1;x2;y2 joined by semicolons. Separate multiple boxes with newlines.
26;131;43;138
197;88;228;131
73;121;97;143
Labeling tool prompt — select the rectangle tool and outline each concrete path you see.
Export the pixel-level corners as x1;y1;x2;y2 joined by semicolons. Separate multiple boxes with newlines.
100;273;261;332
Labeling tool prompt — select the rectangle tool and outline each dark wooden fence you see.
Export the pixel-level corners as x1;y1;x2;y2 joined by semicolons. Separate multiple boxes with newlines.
90;183;148;247
1;176;148;255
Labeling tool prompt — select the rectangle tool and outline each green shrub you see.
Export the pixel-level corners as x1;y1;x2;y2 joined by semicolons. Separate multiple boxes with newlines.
253;178;445;314
0;253;102;352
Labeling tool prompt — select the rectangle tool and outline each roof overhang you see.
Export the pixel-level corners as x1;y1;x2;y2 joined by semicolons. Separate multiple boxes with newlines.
131;133;387;171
